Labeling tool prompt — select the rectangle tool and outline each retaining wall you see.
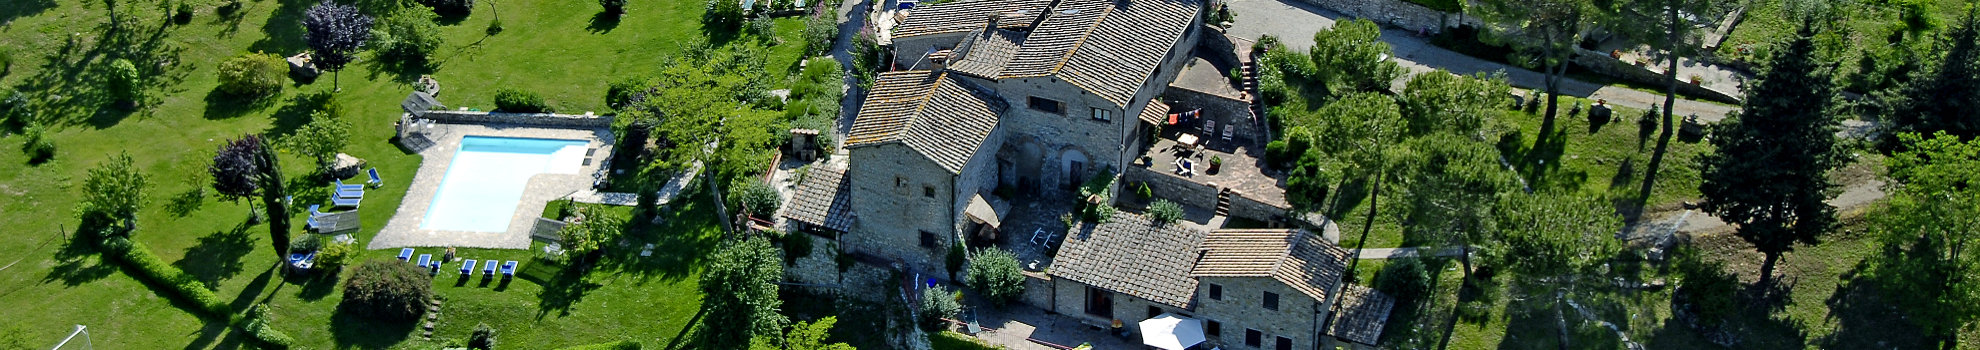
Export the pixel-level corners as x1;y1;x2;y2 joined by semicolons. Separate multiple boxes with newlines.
1570;48;1742;104
420;110;616;128
1291;0;1454;32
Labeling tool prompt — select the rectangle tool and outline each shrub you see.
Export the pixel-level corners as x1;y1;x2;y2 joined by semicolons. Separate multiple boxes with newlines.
917;287;961;330
1374;258;1431;310
781;231;814;266
341;258;433;321
175;2;194;24
217;53;288;97
420;0;473;15
103;238;231;317
319;240;355;269
801;12;837;57
371;8;443;63
944;244;965;279
605;76;649;109
728;179;781;218
966;247;1025;307
703;0;744;30
746;16;777;41
558;340;642;350
0;47;13;74
469;322;498;349
104;59;142;103
21;123;55;163
600;0;626;13
493;88;550;113
1148;199;1183;225
238;304;296;349
558;206;627;258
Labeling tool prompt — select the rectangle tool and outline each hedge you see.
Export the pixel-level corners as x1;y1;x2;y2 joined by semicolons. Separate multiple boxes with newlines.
557;340;642;350
237;305;296;349
101;237;232;317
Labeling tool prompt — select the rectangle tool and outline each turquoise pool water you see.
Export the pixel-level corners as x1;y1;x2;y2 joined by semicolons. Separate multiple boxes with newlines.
421;136;588;232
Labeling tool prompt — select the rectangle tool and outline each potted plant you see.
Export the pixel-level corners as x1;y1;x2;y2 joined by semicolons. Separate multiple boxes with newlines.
1208;156;1223;174
1610;49;1623;59
1688;74;1704;85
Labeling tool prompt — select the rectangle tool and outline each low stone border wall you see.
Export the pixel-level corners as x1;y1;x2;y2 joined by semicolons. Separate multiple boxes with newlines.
420;110;615;128
1570;48;1742;104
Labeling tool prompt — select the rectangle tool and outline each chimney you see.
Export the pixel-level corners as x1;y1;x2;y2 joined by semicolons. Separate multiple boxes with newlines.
987;13;1000;28
1029;0;1066;29
928;49;953;71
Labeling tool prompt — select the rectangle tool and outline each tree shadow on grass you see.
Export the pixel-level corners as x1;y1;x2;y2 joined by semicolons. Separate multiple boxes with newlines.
166;188;209;217
225;268;276;314
201;88;280;120
587;11;623;33
263;91;334;140
1813;251;1934;349
180;318;251;350
360;56;438;87
533;263;604;319
330;303;419;349
295;268;342;301
174;222;257;288
246;0;313;55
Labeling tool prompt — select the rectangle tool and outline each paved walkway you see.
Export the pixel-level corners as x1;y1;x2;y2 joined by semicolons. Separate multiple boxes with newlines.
1223;0;1741;121
1357;246;1464;259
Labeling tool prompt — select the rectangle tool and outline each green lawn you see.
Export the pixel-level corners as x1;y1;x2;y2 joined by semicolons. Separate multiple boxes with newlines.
0;0;812;347
1715;0;1968;76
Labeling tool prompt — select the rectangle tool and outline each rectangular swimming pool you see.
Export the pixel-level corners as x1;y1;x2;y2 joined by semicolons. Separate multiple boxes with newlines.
421;136;589;232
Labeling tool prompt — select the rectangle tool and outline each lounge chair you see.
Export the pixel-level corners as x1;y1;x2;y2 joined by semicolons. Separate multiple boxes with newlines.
416;254;432;268
332;194;361;208
482;260;497;278
367;168;384;188
305;216;322;230
333;179;364;192
398;248;414;261
335;186;364;199
501;261;518;278
308;204;325;218
460;259;476;276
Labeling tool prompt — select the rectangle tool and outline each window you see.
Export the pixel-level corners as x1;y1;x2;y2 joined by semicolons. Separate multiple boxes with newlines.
1274;336;1292;350
1262;291;1279;311
919;231;937;248
1208;284;1223;300
923;186;935;198
896;176;907;188
1028;96;1064;114
1244;329;1261;347
1084;286;1114;318
1147;306;1162;319
1091;107;1112;122
1205;320;1221;337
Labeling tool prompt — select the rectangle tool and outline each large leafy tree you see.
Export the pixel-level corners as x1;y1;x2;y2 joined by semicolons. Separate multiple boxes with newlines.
1492;192;1622;347
1309;19;1403;94
1399;132;1516;282
1398;70;1510;137
1697;19;1843;285
370;7;442;64
699;236;787;349
211;136;265;220
1282;92;1406;275
966;247;1026;307
303;0;373;91
78;152;148;236
634;46;775;231
282;112;352;175
1863;132;1980;349
1885;6;1980;142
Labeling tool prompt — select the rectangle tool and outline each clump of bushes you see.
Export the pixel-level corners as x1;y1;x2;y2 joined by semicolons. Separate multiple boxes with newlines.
1148;199;1183;225
965;247;1026;307
20;123;55;163
727;178;781;218
1374;258;1431;310
102;237;232;317
703;0;745;30
469;322;498;349
420;0;474;15
600;0;626;13
493;88;551;113
371;8;444;64
318;240;355;270
917;287;962;330
217;53;289;97
605;76;649;110
802;12;837;57
341;258;434;321
238;304;296;349
104;58;142;106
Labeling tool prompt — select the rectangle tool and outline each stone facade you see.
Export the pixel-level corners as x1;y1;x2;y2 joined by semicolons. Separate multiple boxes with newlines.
785;233;844;287
844;144;963;274
1125;165;1222;210
1049;278;1197;333
1194;276;1334;350
893;33;972;69
1160;84;1260;149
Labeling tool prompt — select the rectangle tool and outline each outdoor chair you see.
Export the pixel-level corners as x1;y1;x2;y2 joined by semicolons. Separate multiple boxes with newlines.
398;248;414;261
333;179;364;192
332;194;361;208
1030;228;1054;246
482;261;498;278
367;168;384;188
335;186;364;199
501;261;519;279
460;259;476;276
305;216;322;230
416;254;432;268
308;204;326;218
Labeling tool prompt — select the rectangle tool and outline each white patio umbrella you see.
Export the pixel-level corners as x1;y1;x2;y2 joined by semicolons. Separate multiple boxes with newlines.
1138;313;1206;350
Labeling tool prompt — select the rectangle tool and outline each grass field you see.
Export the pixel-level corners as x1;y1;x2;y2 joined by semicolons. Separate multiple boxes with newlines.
0;0;811;347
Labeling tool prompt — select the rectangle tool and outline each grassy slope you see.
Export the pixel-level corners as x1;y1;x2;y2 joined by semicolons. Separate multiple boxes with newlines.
0;0;806;347
1716;0;1969;74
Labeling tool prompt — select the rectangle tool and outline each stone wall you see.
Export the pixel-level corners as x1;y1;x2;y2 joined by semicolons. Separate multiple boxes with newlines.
1228;193;1289;224
785;233;844;288
1049;278;1195;334
1124;166;1221;211
845;143;959;275
420;110;616;128
892;33;969;69
1194;276;1328;350
1570;48;1742;104
1019;272;1054;310
1291;0;1453;32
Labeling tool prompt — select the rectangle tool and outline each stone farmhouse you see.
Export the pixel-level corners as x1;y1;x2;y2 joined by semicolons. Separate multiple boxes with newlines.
780;0;1397;347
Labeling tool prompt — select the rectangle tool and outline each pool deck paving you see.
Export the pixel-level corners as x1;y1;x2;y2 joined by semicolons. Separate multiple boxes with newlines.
368;122;615;250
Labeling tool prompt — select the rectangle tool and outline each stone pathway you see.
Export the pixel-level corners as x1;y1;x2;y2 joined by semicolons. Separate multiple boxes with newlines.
1356;246;1464;259
1223;0;1741;120
568;162;701;207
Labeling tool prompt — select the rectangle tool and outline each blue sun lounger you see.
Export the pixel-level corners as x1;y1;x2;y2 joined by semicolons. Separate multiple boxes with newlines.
367;168;384;188
460;259;476;276
501;261;518;278
308;204;327;218
398;248;414;261
335;187;364;199
331;194;361;208
333;179;364;191
482;260;498;278
416;254;432;268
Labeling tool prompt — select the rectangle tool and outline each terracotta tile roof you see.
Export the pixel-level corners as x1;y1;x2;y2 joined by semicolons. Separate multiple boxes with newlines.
1138;98;1169;125
998;0;1202;108
781;165;854;232
1050;213;1206;309
1328;285;1395;345
893;0;1056;38
949;28;1027;79
1190;228;1349;303
845;71;1007;173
